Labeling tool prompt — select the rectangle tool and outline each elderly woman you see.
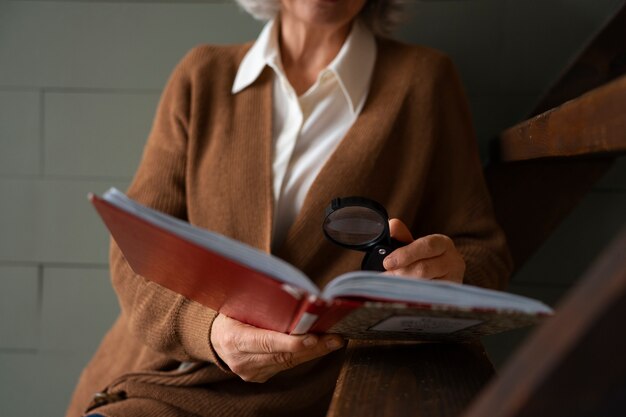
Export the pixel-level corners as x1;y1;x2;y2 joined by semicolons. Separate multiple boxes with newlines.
67;0;512;416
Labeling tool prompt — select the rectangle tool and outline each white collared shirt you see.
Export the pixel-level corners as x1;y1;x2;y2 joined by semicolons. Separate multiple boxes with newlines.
232;19;377;249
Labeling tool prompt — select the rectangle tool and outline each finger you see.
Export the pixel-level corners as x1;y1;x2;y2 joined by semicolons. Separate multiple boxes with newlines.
234;335;345;383
220;315;318;354
387;256;449;279
261;335;344;371
388;218;414;243
384;234;450;270
442;272;464;284
283;334;344;364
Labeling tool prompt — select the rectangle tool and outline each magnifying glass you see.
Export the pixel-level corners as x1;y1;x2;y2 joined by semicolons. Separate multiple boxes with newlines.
323;196;406;271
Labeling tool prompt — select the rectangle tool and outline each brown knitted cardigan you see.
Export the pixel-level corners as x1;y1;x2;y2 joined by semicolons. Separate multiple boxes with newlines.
66;37;513;417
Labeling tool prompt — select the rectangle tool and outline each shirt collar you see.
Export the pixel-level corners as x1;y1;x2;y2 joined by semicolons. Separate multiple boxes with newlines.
232;19;281;95
325;19;376;113
232;19;377;114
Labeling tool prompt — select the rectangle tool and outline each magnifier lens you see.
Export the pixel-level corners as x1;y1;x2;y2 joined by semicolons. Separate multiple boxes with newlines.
323;206;386;246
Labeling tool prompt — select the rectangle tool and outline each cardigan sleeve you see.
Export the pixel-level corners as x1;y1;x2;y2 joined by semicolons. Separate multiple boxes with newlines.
417;56;513;290
109;49;224;365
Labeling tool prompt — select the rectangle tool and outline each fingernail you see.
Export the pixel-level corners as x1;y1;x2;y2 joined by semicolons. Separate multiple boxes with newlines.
303;335;318;347
326;337;344;350
384;256;397;269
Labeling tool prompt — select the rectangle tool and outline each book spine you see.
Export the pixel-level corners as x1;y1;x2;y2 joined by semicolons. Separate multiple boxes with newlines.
288;295;329;335
308;299;364;333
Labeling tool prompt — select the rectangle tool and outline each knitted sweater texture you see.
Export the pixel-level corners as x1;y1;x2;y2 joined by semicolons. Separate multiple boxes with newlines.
66;38;513;417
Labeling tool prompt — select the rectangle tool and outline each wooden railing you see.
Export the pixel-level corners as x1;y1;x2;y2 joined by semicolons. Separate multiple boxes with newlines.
326;3;626;416
499;74;626;162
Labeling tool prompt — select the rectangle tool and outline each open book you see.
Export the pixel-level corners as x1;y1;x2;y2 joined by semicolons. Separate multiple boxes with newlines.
90;188;553;341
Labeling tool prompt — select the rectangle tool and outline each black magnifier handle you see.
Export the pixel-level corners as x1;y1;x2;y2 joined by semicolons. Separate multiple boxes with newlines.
361;237;406;272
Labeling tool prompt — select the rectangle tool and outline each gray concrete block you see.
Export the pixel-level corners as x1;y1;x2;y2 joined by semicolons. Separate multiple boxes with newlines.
396;0;504;95
512;190;626;286
0;180;44;263
0;90;41;176
41;266;118;352
0;350;92;417
0;266;40;350
499;0;624;94
41;180;130;264
0;178;128;264
0;2;262;89
44;91;158;178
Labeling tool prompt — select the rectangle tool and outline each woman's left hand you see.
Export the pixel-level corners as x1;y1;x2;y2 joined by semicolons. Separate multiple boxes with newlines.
383;219;465;283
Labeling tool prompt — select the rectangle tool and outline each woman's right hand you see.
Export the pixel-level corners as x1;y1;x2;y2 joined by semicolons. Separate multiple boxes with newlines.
210;314;345;382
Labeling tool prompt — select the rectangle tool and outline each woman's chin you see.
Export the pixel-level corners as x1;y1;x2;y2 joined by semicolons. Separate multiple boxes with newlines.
281;0;366;28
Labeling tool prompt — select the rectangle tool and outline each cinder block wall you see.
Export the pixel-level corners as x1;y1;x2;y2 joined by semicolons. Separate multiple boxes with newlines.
0;1;624;415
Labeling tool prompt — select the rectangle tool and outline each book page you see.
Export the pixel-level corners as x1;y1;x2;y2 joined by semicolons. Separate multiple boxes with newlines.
322;271;553;315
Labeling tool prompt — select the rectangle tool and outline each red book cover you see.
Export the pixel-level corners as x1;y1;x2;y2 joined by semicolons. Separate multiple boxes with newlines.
90;193;306;333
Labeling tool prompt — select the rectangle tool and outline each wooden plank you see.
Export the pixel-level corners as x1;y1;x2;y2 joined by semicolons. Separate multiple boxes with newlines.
532;3;626;115
326;341;495;417
462;227;626;417
499;74;626;162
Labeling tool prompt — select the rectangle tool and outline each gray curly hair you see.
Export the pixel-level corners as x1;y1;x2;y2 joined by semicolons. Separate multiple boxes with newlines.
234;0;405;36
